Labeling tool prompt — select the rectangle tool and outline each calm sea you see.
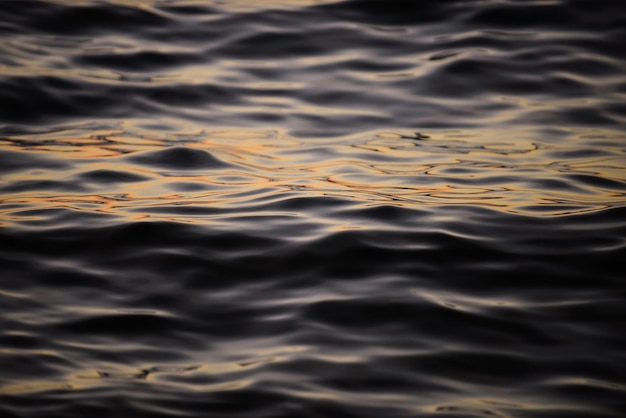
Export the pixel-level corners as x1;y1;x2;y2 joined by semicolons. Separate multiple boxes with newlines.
1;1;625;417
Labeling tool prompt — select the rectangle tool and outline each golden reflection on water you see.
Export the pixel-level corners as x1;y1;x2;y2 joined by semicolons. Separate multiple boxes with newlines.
0;343;307;395
1;127;625;227
423;396;620;418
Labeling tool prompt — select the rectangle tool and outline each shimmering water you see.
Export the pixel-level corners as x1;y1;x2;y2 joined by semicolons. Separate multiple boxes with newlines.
1;1;625;417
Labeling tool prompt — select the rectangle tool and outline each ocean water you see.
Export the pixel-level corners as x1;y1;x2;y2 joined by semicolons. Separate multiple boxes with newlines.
1;1;625;417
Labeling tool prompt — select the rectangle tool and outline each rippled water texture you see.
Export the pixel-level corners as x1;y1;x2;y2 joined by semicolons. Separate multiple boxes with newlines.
1;1;626;417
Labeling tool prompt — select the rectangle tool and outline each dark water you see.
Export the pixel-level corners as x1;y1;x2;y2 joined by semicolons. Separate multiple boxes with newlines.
1;1;626;417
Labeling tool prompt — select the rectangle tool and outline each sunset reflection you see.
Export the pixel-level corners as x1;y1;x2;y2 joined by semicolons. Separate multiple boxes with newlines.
1;126;624;229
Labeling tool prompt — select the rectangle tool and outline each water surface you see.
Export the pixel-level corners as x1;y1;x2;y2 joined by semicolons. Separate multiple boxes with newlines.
1;1;625;417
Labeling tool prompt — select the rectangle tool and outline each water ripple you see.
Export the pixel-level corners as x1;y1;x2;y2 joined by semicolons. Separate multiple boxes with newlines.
1;1;625;417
